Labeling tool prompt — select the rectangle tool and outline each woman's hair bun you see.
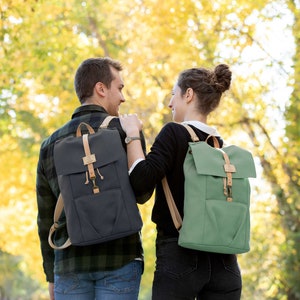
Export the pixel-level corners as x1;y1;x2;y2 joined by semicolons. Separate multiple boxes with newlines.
212;64;232;93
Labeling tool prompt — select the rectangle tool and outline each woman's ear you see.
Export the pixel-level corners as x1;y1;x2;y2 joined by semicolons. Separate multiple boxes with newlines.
185;87;194;103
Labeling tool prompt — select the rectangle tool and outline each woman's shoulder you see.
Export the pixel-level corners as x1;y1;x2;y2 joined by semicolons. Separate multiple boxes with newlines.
161;121;189;133
148;122;189;150
161;122;223;146
158;122;191;140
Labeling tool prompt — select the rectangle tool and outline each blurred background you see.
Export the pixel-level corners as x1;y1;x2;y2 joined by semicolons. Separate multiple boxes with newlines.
0;0;299;299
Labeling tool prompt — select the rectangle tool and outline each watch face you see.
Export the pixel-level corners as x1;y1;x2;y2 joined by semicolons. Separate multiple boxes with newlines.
125;137;140;144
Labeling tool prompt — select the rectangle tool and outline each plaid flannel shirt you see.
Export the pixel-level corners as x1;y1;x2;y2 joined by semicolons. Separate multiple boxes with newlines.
36;105;144;282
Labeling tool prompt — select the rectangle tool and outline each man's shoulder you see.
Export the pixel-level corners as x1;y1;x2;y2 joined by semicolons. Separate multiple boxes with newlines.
40;120;75;150
40;111;126;153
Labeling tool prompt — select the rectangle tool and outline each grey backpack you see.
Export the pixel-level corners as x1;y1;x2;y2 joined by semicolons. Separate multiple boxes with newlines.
48;116;142;249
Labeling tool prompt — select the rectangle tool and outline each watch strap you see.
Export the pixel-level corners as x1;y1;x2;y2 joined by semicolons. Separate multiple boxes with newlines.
125;136;141;144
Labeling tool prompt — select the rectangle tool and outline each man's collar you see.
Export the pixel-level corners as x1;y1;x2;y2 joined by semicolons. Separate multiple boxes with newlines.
71;104;108;119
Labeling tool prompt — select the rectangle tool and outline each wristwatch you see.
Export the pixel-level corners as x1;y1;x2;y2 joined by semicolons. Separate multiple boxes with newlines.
125;136;141;144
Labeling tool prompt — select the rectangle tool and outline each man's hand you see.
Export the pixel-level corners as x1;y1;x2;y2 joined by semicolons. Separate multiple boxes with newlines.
49;282;54;300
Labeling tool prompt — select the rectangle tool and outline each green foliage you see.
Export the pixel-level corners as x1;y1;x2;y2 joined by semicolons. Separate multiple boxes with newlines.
0;251;48;300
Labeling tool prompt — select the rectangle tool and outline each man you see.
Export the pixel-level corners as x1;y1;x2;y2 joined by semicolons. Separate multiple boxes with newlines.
36;57;146;300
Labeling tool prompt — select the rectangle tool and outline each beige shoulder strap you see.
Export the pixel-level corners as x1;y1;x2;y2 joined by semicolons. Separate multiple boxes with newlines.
181;124;199;142
162;177;182;230
48;194;72;250
99;116;116;128
182;123;220;148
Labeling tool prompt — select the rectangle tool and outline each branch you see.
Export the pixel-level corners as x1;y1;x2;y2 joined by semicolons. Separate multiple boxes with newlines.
87;16;110;57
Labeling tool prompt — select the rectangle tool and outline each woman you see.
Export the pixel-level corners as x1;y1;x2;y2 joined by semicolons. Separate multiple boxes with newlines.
120;64;242;299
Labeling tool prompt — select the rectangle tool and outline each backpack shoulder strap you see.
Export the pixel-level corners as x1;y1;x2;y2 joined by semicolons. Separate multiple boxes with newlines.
181;123;199;142
162;177;182;230
99;116;116;129
48;194;72;250
181;123;220;148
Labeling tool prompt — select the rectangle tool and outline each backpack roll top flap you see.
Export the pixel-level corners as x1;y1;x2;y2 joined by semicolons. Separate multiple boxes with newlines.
221;145;256;178
179;141;256;254
54;129;121;176
188;142;256;179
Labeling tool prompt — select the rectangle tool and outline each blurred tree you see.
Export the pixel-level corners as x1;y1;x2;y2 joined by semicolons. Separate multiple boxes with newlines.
0;250;47;299
278;1;300;298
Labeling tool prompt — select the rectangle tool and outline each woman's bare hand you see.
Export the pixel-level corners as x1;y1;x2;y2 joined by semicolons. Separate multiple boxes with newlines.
119;114;143;136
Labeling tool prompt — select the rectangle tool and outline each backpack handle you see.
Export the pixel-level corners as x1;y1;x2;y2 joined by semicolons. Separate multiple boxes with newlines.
76;122;95;137
205;135;220;148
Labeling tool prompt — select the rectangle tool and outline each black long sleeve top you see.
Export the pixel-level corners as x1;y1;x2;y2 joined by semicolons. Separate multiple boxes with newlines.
130;121;223;237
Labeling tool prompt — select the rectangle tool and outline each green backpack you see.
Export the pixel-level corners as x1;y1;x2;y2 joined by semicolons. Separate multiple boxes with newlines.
162;124;256;254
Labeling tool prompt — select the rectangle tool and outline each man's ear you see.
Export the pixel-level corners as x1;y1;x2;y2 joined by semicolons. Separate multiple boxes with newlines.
95;82;106;97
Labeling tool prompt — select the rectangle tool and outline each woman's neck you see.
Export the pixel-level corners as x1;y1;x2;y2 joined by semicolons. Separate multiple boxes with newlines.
184;112;207;124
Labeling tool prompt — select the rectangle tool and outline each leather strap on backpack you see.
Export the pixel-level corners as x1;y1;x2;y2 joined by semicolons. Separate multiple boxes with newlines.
205;134;220;148
181;124;199;142
76;122;100;193
218;148;236;202
48;194;72;250
162;177;183;230
100;115;116;128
